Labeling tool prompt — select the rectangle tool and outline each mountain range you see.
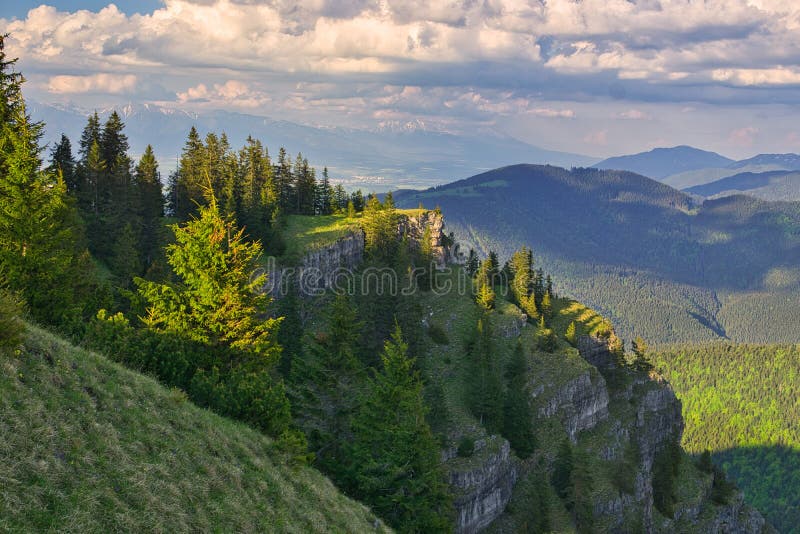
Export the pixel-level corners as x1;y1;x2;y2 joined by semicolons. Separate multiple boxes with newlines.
28;101;594;192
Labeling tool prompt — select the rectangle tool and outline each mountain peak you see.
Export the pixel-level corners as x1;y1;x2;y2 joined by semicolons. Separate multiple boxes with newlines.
595;145;734;179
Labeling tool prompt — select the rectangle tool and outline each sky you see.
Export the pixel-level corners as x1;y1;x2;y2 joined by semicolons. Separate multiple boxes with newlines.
4;1;800;159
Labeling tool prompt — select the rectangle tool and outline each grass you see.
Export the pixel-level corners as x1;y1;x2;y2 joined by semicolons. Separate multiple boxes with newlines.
278;214;362;264
0;323;388;533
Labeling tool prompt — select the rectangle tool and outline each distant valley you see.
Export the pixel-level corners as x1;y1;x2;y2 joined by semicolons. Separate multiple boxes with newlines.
395;164;800;345
29;101;594;192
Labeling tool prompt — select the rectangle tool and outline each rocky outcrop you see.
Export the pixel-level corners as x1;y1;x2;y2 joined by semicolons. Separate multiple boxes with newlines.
268;209;449;298
447;438;518;534
538;370;610;441
398;210;450;268
266;230;365;297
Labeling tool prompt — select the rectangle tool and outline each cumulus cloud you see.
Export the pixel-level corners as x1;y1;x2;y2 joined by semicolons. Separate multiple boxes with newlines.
5;0;800;156
47;73;137;94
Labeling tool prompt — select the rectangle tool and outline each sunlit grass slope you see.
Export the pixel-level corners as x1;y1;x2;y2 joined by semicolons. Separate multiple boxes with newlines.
0;323;388;533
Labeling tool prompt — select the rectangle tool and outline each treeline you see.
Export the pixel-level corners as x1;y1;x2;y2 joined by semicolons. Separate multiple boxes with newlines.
651;343;800;532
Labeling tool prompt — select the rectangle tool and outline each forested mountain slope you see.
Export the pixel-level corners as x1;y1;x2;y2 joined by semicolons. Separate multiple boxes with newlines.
394;164;800;344
685;170;800;201
0;324;388;533
651;343;800;533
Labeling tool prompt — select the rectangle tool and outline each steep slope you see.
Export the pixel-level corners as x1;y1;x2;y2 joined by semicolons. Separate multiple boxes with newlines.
596;146;734;179
394;164;800;344
0;324;388;533
412;269;766;533
685;170;800;201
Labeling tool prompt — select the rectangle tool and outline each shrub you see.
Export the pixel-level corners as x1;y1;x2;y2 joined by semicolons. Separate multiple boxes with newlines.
457;436;475;457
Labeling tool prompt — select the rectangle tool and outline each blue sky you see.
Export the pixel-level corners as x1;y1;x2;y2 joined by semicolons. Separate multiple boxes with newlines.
4;1;800;159
1;1;162;19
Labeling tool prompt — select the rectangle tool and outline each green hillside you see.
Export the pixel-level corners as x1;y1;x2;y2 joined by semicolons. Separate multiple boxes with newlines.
0;323;387;533
651;343;800;533
395;164;800;345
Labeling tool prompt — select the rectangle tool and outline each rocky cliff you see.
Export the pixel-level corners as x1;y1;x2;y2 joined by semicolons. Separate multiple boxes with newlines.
269;210;448;297
443;436;518;534
490;333;768;533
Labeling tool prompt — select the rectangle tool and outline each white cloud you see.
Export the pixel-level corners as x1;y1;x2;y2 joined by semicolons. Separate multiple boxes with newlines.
618;109;651;120
47;73;137;94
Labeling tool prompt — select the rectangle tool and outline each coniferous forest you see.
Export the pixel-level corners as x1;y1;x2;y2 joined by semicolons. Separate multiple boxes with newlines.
0;27;795;534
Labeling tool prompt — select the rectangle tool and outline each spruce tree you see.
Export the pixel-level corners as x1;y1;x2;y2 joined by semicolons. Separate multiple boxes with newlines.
135;145;164;267
48;134;76;193
465;248;479;276
0;38;82;325
565;321;577;347
136;189;281;357
170;126;205;220
474;258;496;310
467;316;503;432
349;325;452;532
503;342;536;458
551;438;574;501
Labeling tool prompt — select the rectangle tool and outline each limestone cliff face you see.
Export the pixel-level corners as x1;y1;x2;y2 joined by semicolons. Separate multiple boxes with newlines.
444;437;518;534
398;210;450;268
575;335;767;534
267;230;365;297
269;210;449;297
538;369;610;441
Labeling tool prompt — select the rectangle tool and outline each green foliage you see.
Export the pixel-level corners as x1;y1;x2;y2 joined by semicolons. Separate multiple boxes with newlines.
466;316;503;432
535;325;558;353
457;436;475;458
0;288;24;351
349;325;452;532
474;258;496;310
362;195;399;263
652;438;682;518
551;438;574;501
427;322;449;345
136;198;281;357
0;40;84;327
652;343;800;531
502;342;535;458
565;321;577;346
1;324;388;532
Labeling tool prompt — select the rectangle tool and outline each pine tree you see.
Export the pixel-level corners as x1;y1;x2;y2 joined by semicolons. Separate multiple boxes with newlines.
349;325;452;532
467;316;503;432
541;291;553;321
474;258;496;310
503;342;535;458
274;147;293;216
315;166;334;215
110;222;142;287
333;184;348;213
170;126;205;220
